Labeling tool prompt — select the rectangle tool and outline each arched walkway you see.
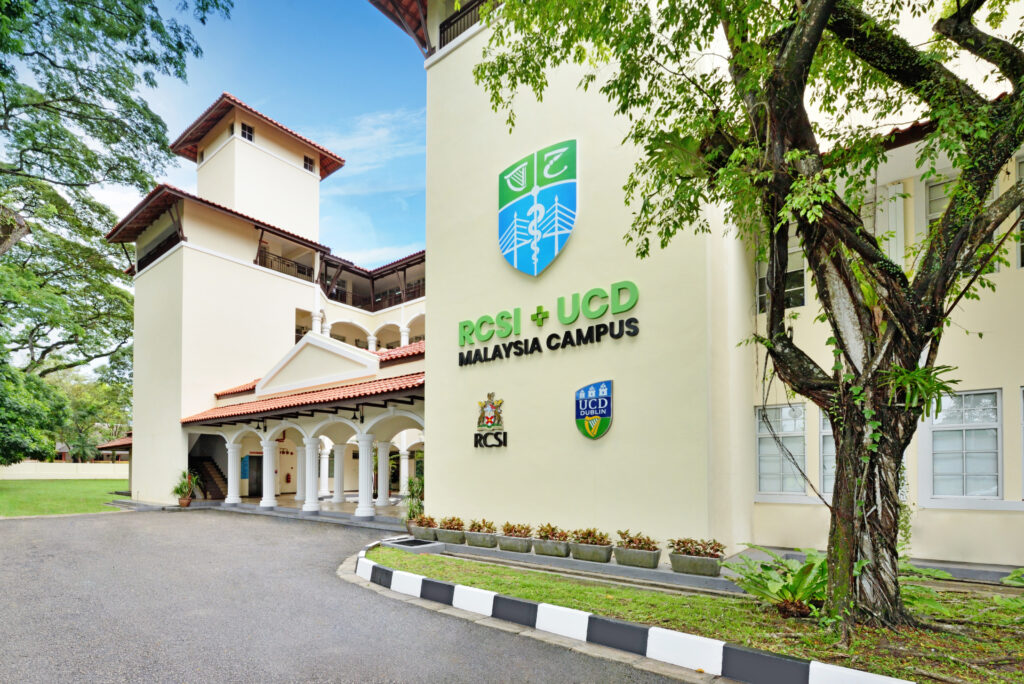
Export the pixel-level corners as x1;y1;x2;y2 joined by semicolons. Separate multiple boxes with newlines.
328;321;370;349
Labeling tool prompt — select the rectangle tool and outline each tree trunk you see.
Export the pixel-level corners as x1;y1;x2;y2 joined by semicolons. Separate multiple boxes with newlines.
0;205;29;257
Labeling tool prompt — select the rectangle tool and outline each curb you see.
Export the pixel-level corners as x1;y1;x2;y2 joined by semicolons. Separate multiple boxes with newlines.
353;543;913;684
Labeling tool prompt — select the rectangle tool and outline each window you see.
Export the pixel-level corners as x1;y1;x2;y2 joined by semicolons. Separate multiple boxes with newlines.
241;123;254;142
931;390;1000;498
304;155;315;172
927;177;956;223
756;235;805;313
756;405;806;494
820;413;836;495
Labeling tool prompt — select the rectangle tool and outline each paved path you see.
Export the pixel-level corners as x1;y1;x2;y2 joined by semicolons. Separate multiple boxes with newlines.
0;510;671;683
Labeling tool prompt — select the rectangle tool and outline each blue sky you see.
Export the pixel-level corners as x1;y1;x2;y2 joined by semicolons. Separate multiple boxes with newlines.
97;1;426;268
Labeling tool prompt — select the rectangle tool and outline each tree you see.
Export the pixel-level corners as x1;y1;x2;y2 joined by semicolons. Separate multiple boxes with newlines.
48;370;131;463
472;0;1024;630
0;359;66;465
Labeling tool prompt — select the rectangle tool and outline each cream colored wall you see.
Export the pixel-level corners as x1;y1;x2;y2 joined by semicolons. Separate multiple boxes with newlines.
0;461;129;480
183;202;261;262
260;343;375;393
196;114;238;209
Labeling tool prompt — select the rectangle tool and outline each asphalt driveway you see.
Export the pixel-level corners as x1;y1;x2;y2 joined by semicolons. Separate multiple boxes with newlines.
0;510;671;683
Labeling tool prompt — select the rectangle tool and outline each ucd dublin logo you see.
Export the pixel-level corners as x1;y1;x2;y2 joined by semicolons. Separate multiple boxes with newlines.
575;381;612;440
498;140;577;276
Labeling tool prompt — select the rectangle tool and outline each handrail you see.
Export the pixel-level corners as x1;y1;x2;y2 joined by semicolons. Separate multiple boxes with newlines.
439;0;484;47
257;250;314;282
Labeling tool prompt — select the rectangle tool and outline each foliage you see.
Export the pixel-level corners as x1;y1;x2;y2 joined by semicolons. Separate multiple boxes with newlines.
724;546;827;618
500;522;532;538
408;514;436;528
616;529;659;551
899;559;954;617
571;528;611;546
439;515;464;531
405;475;424;520
668;537;725;559
467;518;496;533
1001;568;1024;588
0;359;66;465
535;523;569;541
46;369;130;463
171;469;201;500
879;365;960;418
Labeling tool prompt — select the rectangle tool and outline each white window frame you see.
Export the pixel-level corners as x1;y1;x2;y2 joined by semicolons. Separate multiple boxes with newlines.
755;404;815;503
241;122;254;142
820;412;835;497
304;155;315;173
756;234;805;314
862;182;905;264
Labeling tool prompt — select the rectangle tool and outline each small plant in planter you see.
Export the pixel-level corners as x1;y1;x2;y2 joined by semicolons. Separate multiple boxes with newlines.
172;469;202;507
613;529;661;569
465;518;498;548
569;528;613;563
436;516;466;544
667;537;726;577
498;522;533;553
408;514;437;541
533;523;570;558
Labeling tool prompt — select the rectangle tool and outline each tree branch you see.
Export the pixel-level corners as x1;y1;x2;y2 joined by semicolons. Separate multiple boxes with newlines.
933;1;1024;89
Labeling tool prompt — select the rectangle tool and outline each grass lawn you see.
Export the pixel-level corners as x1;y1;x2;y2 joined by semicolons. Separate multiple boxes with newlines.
369;547;1024;683
0;479;128;517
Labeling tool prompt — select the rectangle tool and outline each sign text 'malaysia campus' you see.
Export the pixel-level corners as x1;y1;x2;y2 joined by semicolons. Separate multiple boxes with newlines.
457;281;640;367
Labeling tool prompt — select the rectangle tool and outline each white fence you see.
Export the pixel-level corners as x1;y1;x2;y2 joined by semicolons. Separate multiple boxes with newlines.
0;461;129;480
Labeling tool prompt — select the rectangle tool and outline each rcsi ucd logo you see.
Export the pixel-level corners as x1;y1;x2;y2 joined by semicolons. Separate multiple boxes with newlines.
576;381;612;439
498;140;577;277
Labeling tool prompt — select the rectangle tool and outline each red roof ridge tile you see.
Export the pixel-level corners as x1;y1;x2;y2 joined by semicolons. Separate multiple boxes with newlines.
215;377;261;398
375;340;425;361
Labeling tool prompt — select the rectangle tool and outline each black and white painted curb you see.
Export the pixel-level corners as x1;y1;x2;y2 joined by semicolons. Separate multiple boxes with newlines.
355;545;912;684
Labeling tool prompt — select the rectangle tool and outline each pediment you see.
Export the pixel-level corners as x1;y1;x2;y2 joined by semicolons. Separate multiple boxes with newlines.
256;333;379;395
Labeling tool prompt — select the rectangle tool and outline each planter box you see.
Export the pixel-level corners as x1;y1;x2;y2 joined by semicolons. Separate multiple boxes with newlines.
435;528;466;544
465;531;498;548
497;536;533;553
569;542;613;563
533;539;570;557
669;552;721;577
410;525;436;541
614;547;661;569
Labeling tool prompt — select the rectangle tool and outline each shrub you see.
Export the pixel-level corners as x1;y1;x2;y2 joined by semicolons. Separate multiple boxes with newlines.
616;529;659;551
467;518;496;533
667;537;725;559
439;516;464;531
723;545;826;618
535;523;569;541
571;528;611;546
405;475;424;520
1001;567;1024;588
501;522;533;538
172;469;202;499
409;514;436;528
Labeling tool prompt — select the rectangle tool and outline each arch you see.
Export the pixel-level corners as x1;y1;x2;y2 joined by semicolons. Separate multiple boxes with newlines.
308;415;362;442
330;319;371;337
265;420;309;442
363;408;425;442
373;322;402;349
405;312;425;343
373;320;401;336
328;321;372;349
404;312;425;329
225;426;264;446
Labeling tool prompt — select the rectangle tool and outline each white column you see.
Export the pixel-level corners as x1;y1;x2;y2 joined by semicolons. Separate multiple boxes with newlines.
399;327;410;347
318;441;330;497
259;439;277;508
354;434;375;517
331;443;345;503
398;449;410;496
320;311;329;335
294;443;305;501
224;442;242;505
303;437;320;512
367;334;377;352
375;441;391;506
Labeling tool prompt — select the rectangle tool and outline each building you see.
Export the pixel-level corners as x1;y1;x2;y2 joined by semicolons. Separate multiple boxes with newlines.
107;93;426;517
367;1;1024;568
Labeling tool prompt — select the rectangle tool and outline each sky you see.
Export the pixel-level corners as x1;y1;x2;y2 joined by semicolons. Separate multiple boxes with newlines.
94;0;426;268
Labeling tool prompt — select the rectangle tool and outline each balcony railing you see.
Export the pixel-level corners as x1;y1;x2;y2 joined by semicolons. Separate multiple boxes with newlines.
136;232;181;273
324;281;426;312
257;250;314;282
440;0;484;47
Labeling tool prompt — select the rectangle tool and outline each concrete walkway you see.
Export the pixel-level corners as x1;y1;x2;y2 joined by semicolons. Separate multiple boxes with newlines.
0;510;673;683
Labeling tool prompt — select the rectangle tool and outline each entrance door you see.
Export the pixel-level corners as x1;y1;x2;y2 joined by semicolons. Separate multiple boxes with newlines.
248;456;263;498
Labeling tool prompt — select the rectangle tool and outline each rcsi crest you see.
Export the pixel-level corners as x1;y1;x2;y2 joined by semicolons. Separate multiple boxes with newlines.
475;392;507;448
575;381;612;440
498;140;577;277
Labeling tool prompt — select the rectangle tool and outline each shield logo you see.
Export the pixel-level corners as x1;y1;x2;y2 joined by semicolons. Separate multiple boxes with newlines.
477;392;504;431
575;381;612;440
498;140;577;276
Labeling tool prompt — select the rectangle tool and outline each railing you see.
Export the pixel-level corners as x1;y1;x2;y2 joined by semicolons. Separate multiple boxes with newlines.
257;250;314;282
404;281;425;300
440;0;484;47
324;282;425;312
137;232;181;273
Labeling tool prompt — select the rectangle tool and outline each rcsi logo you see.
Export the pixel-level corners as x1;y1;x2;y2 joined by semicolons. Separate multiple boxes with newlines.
575;381;612;439
475;392;507;448
498;140;577;277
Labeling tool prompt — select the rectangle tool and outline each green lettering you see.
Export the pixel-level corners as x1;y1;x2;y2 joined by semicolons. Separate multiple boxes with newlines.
513;307;521;335
458;320;476;347
610;280;639;314
582;287;608;319
476;315;495;342
496;310;514;338
557;294;580;324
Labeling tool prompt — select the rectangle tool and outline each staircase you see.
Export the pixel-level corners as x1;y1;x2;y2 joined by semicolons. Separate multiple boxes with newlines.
190;457;227;500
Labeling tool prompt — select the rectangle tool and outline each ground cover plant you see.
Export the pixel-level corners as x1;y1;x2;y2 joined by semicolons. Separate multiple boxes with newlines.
439;516;464;531
571;528;611;545
467;518;496;533
535;523;569;541
668;538;726;558
616;529;659;551
368;546;1024;683
0;479;127;517
500;522;532;538
408;514;436;528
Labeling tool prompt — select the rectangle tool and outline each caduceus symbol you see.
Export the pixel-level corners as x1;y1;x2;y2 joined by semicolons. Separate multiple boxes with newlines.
526;199;545;273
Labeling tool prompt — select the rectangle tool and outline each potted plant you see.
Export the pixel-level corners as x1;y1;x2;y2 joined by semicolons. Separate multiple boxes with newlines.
569;528;613;562
667;537;725;576
436;516;466;544
408;514;437;541
172;469;202;508
404;475;425;534
534;523;570;557
613;529;661;568
498;522;533;553
465;519;498;547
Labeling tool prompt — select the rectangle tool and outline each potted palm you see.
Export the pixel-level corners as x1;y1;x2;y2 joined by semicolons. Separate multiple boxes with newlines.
172;469;202;508
533;523;570;557
569;528;613;562
498;522;533;553
408;514;437;541
668;537;725;576
613;529;661;568
465;519;498;547
436;516;466;544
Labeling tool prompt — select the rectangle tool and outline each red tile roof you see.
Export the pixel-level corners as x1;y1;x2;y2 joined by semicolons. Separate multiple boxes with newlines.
215;378;261;398
97;436;133;450
170;92;345;179
106;184;331;253
375;340;425;361
181;372;425;425
368;1;430;57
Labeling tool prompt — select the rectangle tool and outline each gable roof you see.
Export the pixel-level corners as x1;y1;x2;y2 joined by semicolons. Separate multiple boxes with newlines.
368;1;431;57
215;378;261;398
375;340;425;362
170;92;345;179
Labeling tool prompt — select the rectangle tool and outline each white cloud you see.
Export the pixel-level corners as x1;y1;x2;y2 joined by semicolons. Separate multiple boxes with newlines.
341;242;425;268
312;107;426;177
